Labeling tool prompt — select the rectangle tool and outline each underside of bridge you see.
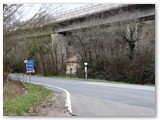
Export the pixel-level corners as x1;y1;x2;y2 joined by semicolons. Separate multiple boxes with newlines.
51;21;155;75
50;5;155;75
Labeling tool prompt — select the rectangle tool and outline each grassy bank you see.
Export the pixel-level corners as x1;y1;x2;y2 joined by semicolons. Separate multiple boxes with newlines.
3;82;51;116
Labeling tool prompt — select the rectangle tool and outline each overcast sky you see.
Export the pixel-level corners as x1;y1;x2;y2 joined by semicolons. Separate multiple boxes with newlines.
62;3;91;11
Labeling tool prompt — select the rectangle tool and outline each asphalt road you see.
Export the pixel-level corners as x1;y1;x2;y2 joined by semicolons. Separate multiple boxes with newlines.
9;74;155;117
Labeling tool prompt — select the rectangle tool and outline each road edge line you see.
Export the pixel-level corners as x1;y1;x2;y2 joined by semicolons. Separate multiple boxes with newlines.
31;82;72;114
44;84;72;113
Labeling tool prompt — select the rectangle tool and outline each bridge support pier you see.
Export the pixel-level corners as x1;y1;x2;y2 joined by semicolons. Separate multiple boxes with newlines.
51;33;69;72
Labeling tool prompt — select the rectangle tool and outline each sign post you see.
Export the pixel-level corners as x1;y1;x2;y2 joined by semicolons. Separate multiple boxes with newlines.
29;72;31;83
24;60;28;82
84;62;88;79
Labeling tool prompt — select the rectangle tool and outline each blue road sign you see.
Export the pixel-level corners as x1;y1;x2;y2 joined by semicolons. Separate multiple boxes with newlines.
26;60;34;71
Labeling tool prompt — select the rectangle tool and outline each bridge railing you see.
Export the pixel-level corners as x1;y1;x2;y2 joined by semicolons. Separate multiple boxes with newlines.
54;4;103;19
43;4;123;25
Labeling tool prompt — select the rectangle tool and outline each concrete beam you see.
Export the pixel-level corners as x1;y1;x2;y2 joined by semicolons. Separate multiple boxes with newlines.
53;4;155;33
6;24;53;41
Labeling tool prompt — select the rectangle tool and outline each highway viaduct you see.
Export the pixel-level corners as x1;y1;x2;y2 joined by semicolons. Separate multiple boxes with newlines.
8;4;155;40
7;4;155;73
50;4;155;71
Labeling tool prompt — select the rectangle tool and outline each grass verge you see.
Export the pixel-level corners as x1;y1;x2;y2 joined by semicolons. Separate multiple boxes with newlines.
3;82;51;116
12;73;155;86
38;74;155;86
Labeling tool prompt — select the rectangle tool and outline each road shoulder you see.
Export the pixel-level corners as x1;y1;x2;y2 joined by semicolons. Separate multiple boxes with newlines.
25;91;68;116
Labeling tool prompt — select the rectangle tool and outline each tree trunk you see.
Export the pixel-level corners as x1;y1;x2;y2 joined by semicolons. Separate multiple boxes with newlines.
42;62;46;76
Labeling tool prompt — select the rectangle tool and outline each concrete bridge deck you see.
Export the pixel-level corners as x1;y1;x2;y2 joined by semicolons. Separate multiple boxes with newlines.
8;4;155;40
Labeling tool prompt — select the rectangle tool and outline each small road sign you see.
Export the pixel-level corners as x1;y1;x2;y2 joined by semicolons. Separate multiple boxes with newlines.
24;59;35;83
24;60;28;63
26;60;34;72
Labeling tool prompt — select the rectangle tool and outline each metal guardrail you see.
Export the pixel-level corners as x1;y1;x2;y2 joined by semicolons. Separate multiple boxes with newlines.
54;4;103;19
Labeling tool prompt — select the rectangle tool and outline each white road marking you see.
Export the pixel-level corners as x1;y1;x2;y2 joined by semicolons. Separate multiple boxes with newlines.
31;82;72;113
79;81;155;91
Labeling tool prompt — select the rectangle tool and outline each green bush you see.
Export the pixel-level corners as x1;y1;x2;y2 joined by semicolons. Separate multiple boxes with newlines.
76;49;155;85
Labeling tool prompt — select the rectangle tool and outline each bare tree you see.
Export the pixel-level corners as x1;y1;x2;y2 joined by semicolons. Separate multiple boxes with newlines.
3;4;65;77
3;4;63;59
69;8;155;84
